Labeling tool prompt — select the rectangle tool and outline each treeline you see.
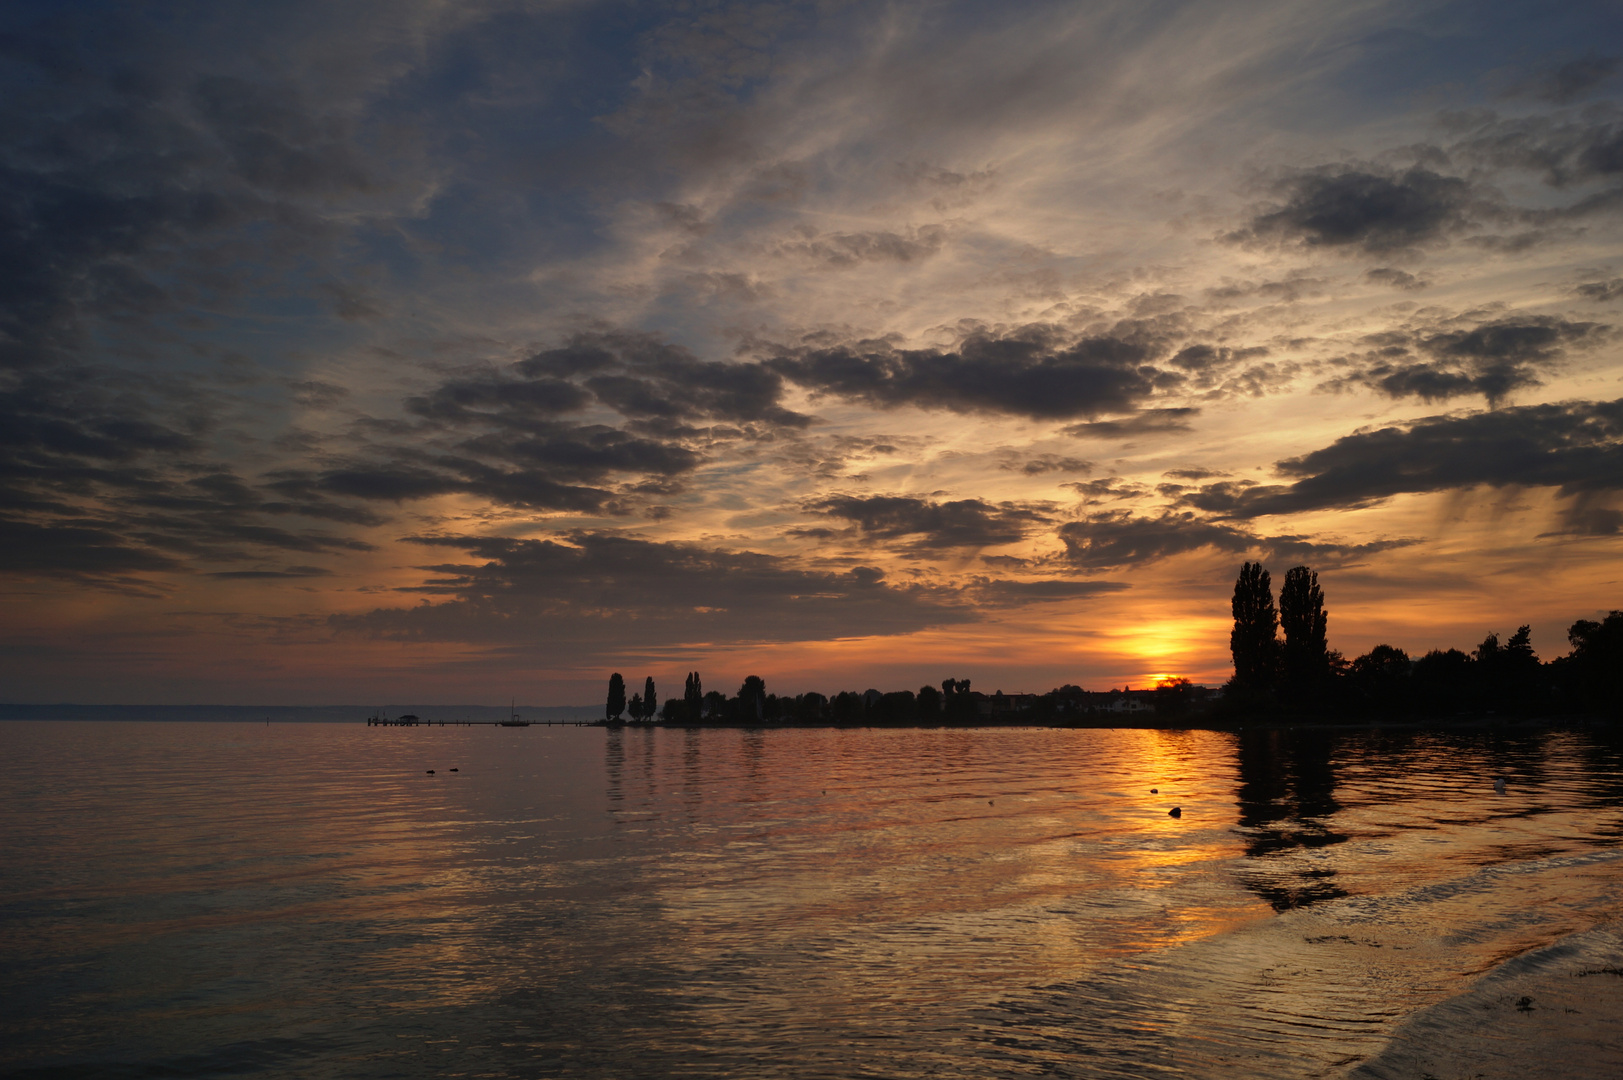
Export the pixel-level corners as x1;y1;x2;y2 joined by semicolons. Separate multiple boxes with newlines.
602;673;1014;726
1225;561;1622;720
595;567;1620;728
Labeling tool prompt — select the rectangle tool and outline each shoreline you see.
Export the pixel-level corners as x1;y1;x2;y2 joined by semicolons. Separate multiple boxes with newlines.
1345;924;1623;1079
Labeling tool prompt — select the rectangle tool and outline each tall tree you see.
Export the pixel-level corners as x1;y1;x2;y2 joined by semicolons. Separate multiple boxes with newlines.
1279;565;1329;689
684;671;703;721
606;672;626;721
1230;562;1279;691
1564;611;1623;716
644;676;658;721
738;675;766;722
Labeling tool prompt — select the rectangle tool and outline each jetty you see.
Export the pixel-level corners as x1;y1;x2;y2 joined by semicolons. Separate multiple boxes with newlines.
365;712;590;727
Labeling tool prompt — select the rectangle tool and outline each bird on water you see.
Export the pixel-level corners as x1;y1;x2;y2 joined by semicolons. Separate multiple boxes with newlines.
1168;807;1181;818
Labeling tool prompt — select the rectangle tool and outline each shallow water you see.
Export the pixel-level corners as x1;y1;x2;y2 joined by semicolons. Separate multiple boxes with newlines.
2;721;1620;1078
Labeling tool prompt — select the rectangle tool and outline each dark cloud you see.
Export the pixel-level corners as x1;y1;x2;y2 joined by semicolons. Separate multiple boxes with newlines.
406;374;591;426
274;458;614;513
0;14;402;379
970;578;1130;605
1576;278;1623;302
1523;55;1620;104
1058;511;1250;569
1062;478;1148;503
0;516;180;583
1452;107;1623;187
804;494;1051;551
208;565;332;579
0;367;380;587
1057;511;1414;570
274;331;813;516
1234;166;1477;253
1010;454;1093;476
1183;398;1623;519
332;531;975;650
768;326;1163;420
1322;315;1605;405
1061;408;1200;439
1366;267;1427;290
518;332;811;428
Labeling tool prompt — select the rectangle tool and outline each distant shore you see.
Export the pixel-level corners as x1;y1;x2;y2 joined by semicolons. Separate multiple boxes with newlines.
600;711;1616;733
1;703;1614;733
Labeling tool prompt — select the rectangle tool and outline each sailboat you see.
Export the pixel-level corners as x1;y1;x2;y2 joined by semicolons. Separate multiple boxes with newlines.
499;698;530;727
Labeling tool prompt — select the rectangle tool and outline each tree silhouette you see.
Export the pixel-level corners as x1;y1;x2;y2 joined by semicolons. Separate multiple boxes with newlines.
1230;562;1279;691
916;684;942;720
738;675;766;722
684;671;702;721
1562;611;1623;716
1350;644;1410;711
702;689;726;719
606;672;626;721
628;692;644;721
940;678;977;722
644;676;658;721
1279;565;1328;692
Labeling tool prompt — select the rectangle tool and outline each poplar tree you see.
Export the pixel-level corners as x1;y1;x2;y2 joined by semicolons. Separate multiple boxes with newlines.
684;671;703;721
644;676;658;721
606;672;626;721
1230;562;1279;691
1279;565;1329;689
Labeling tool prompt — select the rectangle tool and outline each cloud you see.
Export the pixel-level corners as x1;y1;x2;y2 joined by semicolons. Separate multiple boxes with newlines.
1321;315;1605;405
0;367;382;585
0;516;181;583
1062;478;1149;503
773;225;949;267
1521;54;1620;104
1184;398;1623;518
518;332;811;428
1062;408;1200;439
1010;454;1093;475
970;578;1130;605
1057;511;1415;570
207;565;333;579
1576;278;1623;302
768;326;1166;420
1366;267;1427;290
803;493;1051;551
1233;166;1478;254
269;330;819;515
333;531;975;651
1059;511;1256;569
1449;106;1623;189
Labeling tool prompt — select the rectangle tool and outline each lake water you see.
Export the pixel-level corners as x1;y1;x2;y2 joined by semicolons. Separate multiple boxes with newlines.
2;721;1621;1078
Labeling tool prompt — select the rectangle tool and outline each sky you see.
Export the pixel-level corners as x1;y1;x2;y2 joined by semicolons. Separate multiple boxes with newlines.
3;0;1622;706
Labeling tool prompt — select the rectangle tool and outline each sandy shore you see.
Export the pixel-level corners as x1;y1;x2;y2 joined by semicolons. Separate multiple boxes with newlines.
1346;924;1623;1079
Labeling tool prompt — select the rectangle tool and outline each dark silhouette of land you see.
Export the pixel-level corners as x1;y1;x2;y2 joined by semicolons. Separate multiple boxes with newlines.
596;564;1622;729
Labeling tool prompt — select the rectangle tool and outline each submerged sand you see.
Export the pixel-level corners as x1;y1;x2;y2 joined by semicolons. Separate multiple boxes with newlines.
1346;925;1623;1079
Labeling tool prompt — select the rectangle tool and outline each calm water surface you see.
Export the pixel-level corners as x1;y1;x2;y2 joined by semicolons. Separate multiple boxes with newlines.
3;721;1622;1078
